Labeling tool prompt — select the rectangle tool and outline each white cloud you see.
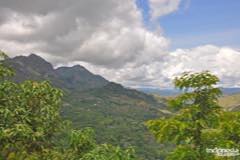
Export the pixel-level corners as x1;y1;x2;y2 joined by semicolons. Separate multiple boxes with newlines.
0;0;170;67
0;0;240;88
76;45;240;88
149;0;181;19
163;45;240;87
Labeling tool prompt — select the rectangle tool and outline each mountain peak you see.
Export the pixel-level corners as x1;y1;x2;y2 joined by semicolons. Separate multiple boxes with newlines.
67;65;87;71
12;53;50;65
72;64;85;69
27;53;50;64
55;64;108;90
28;53;43;59
56;64;88;73
6;53;54;78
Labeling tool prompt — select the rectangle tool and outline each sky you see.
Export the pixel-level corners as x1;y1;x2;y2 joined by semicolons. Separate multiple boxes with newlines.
137;0;240;49
0;0;240;88
158;0;240;49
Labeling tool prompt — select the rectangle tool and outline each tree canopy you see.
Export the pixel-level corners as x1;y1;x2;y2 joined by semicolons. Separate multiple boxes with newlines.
146;71;240;160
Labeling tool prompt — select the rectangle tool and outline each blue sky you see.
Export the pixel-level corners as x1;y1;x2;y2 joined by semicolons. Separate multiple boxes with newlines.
137;0;240;50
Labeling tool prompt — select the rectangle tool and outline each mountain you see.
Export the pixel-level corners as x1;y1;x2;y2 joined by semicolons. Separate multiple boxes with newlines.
4;54;167;160
4;54;56;82
4;54;108;91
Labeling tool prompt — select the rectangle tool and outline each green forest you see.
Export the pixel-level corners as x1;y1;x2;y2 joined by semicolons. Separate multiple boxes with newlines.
1;51;240;160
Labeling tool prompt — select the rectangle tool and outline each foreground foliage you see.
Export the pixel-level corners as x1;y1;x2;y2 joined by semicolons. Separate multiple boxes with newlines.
147;71;240;160
0;51;136;160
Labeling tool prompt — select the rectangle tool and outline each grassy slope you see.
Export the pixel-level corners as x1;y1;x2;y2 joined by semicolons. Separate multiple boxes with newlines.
218;93;240;111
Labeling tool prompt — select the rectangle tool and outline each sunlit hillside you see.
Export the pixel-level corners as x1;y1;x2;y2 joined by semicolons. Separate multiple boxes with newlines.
219;93;240;111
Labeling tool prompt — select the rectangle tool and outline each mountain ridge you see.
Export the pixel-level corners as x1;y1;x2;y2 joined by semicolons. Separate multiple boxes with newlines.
5;53;160;105
5;54;108;91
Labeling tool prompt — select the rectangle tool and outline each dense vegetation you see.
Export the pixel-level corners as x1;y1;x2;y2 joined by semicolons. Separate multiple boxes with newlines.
62;87;169;160
0;52;136;160
5;53;168;159
147;72;240;159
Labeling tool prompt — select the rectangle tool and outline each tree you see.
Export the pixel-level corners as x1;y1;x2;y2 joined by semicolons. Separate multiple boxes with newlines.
146;71;240;160
81;144;136;160
0;52;64;159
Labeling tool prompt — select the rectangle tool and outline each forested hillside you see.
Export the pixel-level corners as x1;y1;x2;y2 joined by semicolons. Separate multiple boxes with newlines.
4;53;168;159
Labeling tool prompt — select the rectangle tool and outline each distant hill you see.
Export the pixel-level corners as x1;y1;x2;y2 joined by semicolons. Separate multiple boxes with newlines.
137;88;182;96
139;86;240;112
138;87;240;96
4;54;167;160
220;88;240;95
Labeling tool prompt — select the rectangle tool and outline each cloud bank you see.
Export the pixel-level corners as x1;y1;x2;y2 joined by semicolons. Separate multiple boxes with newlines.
0;0;240;88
